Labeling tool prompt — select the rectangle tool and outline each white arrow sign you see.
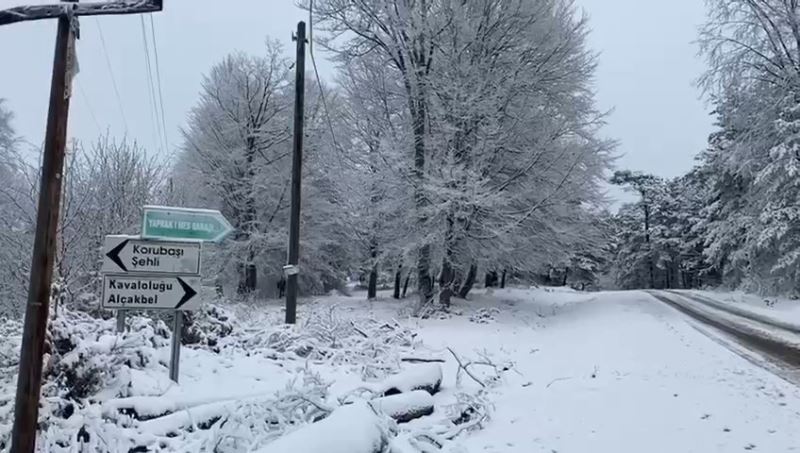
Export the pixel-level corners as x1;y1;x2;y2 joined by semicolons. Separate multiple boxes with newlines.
102;274;202;310
102;235;202;275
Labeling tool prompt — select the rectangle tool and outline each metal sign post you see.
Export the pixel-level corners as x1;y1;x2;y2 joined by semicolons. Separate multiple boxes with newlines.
170;311;183;382
100;206;232;384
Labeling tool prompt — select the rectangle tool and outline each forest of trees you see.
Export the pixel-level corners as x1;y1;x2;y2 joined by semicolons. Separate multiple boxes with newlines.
608;0;800;296
0;0;613;317
4;0;800;318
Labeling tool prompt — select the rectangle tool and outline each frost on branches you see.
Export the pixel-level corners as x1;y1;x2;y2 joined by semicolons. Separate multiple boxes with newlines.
0;301;495;452
610;0;800;296
310;0;614;307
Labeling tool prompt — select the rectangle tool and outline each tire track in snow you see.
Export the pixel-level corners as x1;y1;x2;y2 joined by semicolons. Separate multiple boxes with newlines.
665;290;800;335
647;291;800;386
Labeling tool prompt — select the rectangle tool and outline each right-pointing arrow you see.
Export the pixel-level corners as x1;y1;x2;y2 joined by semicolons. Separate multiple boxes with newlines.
105;239;129;272
175;277;198;310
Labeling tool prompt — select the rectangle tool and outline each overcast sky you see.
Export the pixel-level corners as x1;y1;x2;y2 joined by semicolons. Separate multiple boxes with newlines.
0;0;713;197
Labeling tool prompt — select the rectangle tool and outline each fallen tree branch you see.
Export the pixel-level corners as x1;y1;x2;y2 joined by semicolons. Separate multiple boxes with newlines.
400;357;445;363
545;376;572;389
370;390;434;423
350;321;369;338
446;347;486;388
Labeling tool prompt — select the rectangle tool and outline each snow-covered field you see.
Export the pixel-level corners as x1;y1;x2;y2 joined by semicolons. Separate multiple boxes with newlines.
2;287;800;452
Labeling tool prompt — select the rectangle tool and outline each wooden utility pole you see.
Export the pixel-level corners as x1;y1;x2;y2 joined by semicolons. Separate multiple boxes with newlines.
11;12;74;453
285;21;306;324
0;2;164;452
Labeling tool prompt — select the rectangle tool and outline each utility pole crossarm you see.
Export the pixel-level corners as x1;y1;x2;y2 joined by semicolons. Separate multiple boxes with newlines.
0;0;162;26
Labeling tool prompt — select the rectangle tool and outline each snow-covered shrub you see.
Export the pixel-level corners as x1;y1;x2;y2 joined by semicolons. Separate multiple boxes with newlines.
183;368;334;452
0;307;172;450
0;316;22;449
0;303;435;452
44;308;170;397
226;306;420;380
469;308;499;324
181;304;234;349
446;390;492;434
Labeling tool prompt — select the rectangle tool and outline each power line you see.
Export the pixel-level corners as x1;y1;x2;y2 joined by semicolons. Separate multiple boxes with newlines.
94;18;128;134
148;14;170;154
139;14;164;153
76;80;102;134
308;0;342;156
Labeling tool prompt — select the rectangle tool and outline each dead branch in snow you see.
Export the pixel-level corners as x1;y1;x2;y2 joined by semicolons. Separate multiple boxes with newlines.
400;357;445;363
545;376;573;389
446;347;487;388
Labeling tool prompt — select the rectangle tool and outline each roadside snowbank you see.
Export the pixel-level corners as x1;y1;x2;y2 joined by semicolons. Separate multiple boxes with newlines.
683;289;800;324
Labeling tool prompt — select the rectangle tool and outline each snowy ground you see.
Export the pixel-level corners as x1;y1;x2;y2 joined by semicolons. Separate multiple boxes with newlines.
447;289;800;452
678;289;800;325
2;287;800;452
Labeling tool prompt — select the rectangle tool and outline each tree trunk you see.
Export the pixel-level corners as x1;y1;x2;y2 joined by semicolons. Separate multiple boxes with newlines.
245;262;257;293
437;187;456;308
243;241;257;293
409;78;432;311
371;391;434;424
500;269;507;289
485;271;498;288
402;273;411;298
237;135;258;295
458;263;477;298
644;201;654;289
439;259;454;308
393;265;402;299
238;250;257;295
562;267;569;287
367;265;378;300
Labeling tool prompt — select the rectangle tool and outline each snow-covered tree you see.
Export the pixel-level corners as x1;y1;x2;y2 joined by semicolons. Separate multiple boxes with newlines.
310;0;447;306
179;44;293;295
610;171;663;288
57;137;165;302
0;99;29;317
178;43;360;297
312;0;614;308
694;0;800;294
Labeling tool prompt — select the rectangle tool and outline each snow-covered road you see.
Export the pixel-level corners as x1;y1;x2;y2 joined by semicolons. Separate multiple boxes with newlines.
418;289;800;452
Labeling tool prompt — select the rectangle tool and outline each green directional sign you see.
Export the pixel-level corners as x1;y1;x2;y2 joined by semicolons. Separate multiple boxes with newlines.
142;206;234;243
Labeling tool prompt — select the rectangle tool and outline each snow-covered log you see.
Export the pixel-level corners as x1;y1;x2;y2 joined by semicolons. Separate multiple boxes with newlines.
369;390;434;423
256;402;390;453
380;363;442;396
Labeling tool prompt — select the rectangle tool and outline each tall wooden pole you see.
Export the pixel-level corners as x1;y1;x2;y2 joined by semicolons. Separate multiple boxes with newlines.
285;21;306;324
11;12;75;453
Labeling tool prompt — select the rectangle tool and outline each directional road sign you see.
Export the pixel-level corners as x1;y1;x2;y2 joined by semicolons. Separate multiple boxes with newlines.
141;205;234;243
102;274;202;310
102;235;202;275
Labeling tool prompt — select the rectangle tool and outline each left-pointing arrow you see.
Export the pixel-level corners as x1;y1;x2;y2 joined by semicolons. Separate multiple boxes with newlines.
106;239;129;272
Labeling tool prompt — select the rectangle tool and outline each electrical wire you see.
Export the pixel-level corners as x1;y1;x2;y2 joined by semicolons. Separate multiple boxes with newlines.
94;18;128;134
139;15;164;153
308;0;342;156
148;14;170;154
76;80;102;135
